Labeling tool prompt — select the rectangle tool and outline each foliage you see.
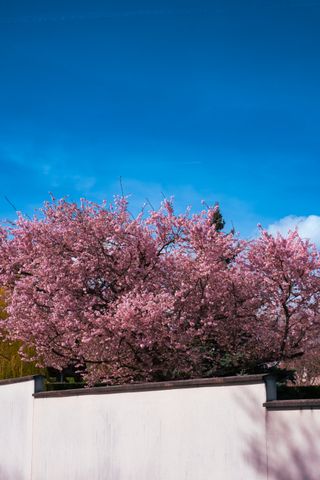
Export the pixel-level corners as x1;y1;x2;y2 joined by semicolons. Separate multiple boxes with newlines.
0;289;45;379
209;203;225;231
0;197;319;385
286;352;320;386
277;385;320;399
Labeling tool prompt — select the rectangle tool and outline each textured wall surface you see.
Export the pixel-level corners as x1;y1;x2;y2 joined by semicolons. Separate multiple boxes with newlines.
31;382;267;480
266;408;320;480
0;379;35;480
1;375;320;480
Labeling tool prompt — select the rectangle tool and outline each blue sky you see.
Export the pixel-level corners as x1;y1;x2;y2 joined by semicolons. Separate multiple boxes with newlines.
1;0;320;238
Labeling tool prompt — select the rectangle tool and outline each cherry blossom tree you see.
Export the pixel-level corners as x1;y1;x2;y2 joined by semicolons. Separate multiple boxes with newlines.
0;197;319;385
230;230;320;372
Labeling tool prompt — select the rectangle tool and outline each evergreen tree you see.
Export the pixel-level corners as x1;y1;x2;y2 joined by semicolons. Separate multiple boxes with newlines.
211;203;225;231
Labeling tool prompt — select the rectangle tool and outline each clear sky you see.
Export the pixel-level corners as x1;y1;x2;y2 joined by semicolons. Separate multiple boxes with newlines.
1;0;320;239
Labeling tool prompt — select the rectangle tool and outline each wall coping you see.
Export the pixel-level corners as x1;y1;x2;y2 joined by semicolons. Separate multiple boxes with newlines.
34;373;273;398
264;399;320;410
0;375;43;386
0;375;45;393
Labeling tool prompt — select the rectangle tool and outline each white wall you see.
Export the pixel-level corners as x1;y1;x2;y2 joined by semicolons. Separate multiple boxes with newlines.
266;408;320;480
2;374;320;480
31;381;268;480
0;378;36;480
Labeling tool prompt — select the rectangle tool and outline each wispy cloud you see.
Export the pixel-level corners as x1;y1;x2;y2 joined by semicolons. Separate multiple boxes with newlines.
72;175;96;192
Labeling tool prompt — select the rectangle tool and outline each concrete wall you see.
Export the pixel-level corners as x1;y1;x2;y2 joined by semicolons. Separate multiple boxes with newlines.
31;380;268;480
0;377;40;480
265;405;320;480
1;374;320;480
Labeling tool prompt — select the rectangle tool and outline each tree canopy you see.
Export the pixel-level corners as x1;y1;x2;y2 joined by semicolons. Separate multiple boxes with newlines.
0;197;319;385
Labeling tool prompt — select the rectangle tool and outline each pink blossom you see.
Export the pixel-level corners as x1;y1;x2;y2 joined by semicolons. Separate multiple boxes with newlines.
0;198;319;385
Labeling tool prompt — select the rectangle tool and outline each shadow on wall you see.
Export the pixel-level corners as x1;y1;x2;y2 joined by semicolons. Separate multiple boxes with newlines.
240;392;320;480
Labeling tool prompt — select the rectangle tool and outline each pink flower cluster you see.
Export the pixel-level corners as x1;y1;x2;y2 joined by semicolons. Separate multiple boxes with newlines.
0;197;319;385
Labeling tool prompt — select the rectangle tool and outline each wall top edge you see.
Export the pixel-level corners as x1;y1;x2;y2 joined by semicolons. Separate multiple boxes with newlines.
264;399;320;410
0;375;45;387
34;374;272;399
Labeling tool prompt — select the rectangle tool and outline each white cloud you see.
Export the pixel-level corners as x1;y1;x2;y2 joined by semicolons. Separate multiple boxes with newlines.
268;215;320;246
